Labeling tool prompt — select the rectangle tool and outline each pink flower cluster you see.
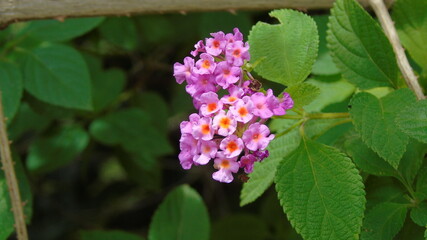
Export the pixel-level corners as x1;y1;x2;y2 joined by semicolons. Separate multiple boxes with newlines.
174;28;293;183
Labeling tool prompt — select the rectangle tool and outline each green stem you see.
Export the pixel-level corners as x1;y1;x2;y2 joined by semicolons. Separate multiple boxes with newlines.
307;112;350;119
396;173;417;202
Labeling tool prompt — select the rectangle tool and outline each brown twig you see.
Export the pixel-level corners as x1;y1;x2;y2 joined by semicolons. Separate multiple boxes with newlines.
369;0;425;100
0;92;28;240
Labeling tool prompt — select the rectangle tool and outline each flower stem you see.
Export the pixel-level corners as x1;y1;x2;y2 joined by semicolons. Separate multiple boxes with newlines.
0;92;28;240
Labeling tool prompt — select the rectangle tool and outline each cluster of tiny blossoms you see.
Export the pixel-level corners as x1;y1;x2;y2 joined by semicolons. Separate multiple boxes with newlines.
174;28;293;183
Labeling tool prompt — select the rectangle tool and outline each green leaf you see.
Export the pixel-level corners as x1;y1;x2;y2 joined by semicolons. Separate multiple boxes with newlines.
0;61;23;124
99;17;138;51
365;183;407;211
240;128;301;206
397;99;427;144
26;125;89;173
132;92;169;134
89;108;172;157
249;9;318;86
285;83;320;109
349;89;417;168
148;185;210;240
24;17;104;42
345;134;396;176
83;54;126;112
411;203;427;227
7;103;51;140
397;139;427;185
275;138;365;240
304;75;355;112
361;202;407;240
416;164;427;201
211;214;269;240
327;0;398;89
0;154;33;240
312;15;340;76
80;230;144;240
393;0;427;70
20;44;92;110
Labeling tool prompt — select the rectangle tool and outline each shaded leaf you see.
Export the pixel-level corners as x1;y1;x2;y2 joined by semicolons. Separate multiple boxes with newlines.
20;44;92;110
327;0;398;89
99;17;138;51
148;185;210;240
411;203;427;227
0;61;23;124
80;230;144;240
361;202;407;240
211;214;269;240
26;125;89;173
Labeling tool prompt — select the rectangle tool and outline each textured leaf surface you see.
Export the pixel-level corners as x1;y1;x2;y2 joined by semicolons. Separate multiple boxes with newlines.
393;0;427;70
24;17;104;42
89;108;172;157
397;99;427;144
80;230;144;240
361;202;407;240
327;0;398;89
26;125;89;173
249;9;318;86
21;44;92;110
240;128;301;206
349;89;416;168
275;138;365;240
0;155;32;240
148;185;209;240
285;83;320;109
0;61;23;123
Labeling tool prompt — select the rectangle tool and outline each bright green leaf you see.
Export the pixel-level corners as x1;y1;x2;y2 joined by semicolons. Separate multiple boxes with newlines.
249;9;318;86
0;61;23;124
411;203;427;227
24;17;104;42
275;138;365;240
393;0;427;70
148;185;210;240
349;89;417;168
80;230;144;240
89;108;173;157
211;214;269;240
20;44;92;110
26;125;89;173
361;202;407;240
0;154;33;240
285;83;320;109
397;99;427;144
312;15;340;76
327;0;398;89
99;17;138;51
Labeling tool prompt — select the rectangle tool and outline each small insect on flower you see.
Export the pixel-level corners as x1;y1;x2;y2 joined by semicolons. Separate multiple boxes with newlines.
174;28;294;183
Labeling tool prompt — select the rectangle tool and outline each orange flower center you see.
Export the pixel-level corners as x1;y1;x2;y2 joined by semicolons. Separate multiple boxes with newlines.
207;103;217;112
219;117;231;129
202;60;211;69
213;40;220;48
201;124;210;134
220;160;230;169
203;145;211;153
252;133;261;142
223;69;230;76
228;96;237;102
238;107;248;117
233;49;241;57
226;141;239;153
